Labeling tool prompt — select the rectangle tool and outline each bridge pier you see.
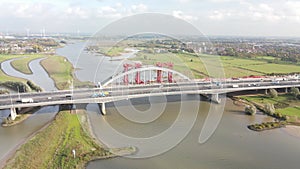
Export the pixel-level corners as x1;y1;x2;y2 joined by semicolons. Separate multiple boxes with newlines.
211;94;221;104
285;88;288;93
265;89;268;95
10;107;17;120
98;103;107;115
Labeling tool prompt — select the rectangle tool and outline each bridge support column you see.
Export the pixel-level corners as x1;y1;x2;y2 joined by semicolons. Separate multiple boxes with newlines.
285;88;288;93
211;94;221;104
10;107;17;120
99;103;106;115
265;89;268;95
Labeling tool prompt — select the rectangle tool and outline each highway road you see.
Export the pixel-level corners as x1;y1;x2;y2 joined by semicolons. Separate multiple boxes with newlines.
0;78;299;110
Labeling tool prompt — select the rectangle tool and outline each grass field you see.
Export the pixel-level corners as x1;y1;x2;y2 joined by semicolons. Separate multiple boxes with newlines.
240;95;293;104
255;56;276;60
97;46;126;57
10;54;45;74
132;52;286;78
241;94;300;119
0;54;28;83
242;64;300;74
4;111;111;169
277;107;300;117
40;56;74;90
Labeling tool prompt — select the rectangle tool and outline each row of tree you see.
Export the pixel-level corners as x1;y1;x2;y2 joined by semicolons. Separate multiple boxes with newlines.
245;87;299;118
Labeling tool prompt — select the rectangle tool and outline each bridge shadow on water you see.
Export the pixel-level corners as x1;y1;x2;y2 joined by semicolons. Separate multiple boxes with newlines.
105;94;209;108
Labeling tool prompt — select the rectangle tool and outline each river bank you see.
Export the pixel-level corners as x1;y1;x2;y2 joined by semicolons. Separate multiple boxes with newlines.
2;109;136;169
232;93;300;132
1;107;41;127
282;125;300;138
10;55;46;75
0;110;56;169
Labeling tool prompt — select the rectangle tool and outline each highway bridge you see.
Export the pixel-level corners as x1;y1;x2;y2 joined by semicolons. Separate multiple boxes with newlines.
1;66;300;120
1;78;300;119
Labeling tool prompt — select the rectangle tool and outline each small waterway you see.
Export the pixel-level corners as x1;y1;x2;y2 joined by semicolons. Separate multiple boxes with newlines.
1;58;56;91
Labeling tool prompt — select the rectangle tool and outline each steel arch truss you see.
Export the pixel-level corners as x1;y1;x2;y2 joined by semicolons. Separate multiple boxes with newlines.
103;66;191;87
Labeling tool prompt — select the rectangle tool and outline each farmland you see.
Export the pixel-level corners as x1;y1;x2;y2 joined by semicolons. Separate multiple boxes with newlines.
132;52;299;79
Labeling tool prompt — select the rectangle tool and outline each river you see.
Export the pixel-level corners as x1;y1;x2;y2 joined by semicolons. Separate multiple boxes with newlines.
1;58;56;91
1;42;300;169
0;106;58;165
85;98;300;169
56;42;137;83
0;57;59;165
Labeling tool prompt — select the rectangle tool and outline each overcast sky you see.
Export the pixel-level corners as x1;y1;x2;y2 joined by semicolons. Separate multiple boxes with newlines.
1;0;300;37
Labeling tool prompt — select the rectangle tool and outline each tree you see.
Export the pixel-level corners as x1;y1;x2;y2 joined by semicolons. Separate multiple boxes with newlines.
290;87;299;99
32;45;43;53
269;88;278;98
264;103;276;115
245;104;257;116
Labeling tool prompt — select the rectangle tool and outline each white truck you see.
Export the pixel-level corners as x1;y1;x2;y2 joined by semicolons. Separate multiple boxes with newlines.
232;84;239;88
17;98;34;103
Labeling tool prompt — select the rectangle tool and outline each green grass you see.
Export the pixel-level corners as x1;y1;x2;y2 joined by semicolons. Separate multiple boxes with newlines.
243;64;300;74
0;54;29;83
40;55;93;89
132;52;300;78
255;56;276;60
241;94;300;119
132;52;266;78
277;107;300;117
40;56;74;90
10;54;45;74
240;95;293;104
220;56;266;66
241;95;278;104
98;47;126;57
4;111;111;169
106;47;126;56
133;52;205;78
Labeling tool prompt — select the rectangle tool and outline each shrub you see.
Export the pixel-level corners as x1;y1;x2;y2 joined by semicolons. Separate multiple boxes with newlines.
27;81;43;92
264;103;276;115
291;87;300;99
0;89;9;95
274;102;289;109
245;104;257;115
1;81;30;92
269;88;278;98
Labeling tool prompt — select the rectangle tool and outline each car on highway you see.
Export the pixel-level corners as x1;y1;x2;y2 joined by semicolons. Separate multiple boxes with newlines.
17;98;34;103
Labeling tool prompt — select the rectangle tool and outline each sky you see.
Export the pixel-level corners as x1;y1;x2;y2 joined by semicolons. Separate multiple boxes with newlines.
1;0;300;37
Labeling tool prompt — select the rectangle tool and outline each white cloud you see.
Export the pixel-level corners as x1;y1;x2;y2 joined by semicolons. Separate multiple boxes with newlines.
97;5;121;18
96;3;148;19
172;10;198;22
65;6;90;19
207;2;289;22
247;3;283;22
131;4;148;13
209;10;232;20
178;0;190;3
0;2;55;18
284;1;300;22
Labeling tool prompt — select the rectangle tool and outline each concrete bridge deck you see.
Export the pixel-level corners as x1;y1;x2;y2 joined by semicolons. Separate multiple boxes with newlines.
1;79;300;110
